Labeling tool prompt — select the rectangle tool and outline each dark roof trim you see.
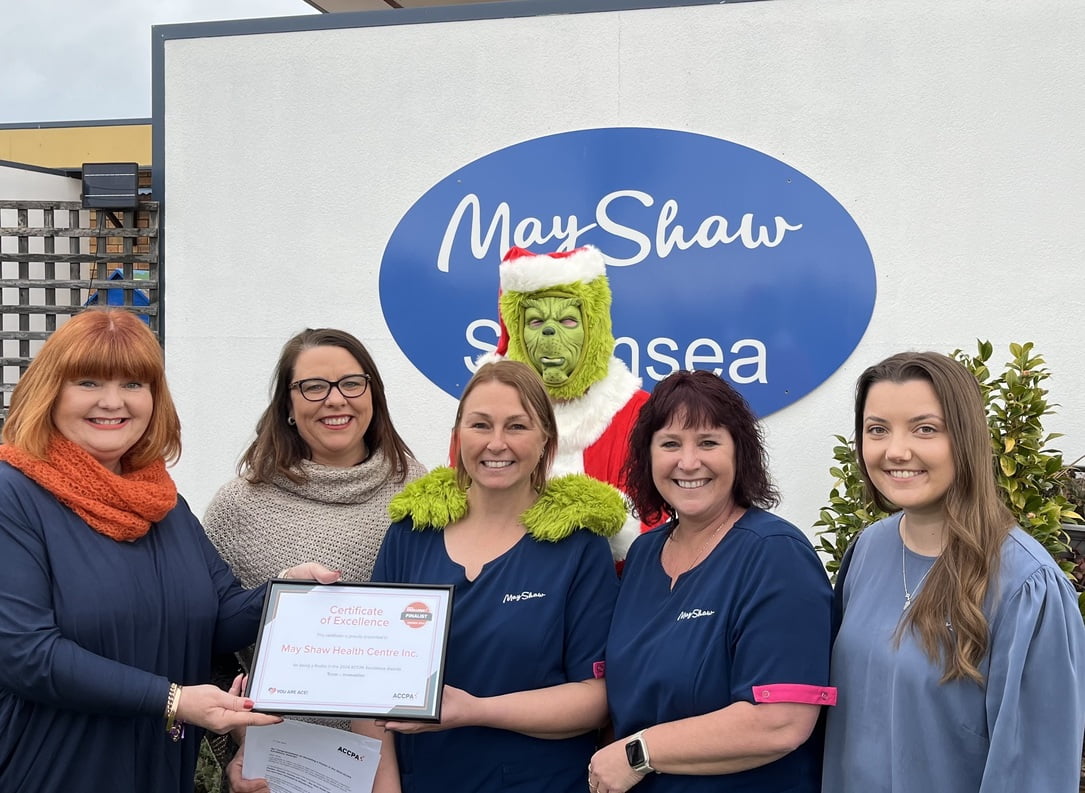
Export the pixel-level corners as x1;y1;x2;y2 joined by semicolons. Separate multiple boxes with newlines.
0;159;79;178
152;0;766;203
0;118;151;131
152;0;765;41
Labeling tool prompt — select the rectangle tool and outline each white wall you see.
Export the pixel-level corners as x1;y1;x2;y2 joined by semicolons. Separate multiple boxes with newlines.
160;0;1085;534
0;164;81;202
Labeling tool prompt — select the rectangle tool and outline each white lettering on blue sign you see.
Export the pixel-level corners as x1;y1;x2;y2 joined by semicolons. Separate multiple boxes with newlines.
381;127;875;416
437;190;802;273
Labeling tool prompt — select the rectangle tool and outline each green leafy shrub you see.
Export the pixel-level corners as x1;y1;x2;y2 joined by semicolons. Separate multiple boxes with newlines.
194;739;222;793
814;435;879;580
1063;467;1085;518
814;341;1084;620
1060;467;1085;616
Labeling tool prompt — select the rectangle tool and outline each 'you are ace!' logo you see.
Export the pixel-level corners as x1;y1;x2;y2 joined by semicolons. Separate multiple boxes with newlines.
379;127;875;417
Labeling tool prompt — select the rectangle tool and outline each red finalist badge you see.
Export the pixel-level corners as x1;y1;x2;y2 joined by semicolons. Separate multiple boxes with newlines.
400;601;433;629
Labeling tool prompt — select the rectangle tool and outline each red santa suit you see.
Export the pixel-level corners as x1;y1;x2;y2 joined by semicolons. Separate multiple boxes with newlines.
551;358;650;561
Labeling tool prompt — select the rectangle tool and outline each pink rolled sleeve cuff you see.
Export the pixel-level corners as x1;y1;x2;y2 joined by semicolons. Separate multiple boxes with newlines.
751;683;837;706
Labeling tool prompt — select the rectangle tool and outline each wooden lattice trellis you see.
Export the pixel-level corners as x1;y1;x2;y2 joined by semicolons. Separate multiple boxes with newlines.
0;199;160;423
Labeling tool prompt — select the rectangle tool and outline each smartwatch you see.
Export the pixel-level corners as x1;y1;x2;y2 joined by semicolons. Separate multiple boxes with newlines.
625;730;657;774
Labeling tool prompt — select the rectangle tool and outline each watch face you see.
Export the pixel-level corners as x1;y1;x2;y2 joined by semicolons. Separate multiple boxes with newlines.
626;738;646;768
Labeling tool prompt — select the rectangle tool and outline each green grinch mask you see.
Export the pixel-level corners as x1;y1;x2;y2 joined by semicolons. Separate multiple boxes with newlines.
522;295;584;387
498;252;615;402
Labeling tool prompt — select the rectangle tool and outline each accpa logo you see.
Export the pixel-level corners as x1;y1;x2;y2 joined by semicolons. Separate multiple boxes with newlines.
379;128;875;416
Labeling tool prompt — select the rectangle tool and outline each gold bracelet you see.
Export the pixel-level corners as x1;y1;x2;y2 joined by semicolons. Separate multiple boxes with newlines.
164;683;184;742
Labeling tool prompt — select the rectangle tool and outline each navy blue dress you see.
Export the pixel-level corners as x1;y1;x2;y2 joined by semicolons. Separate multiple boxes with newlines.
373;518;618;793
0;463;265;793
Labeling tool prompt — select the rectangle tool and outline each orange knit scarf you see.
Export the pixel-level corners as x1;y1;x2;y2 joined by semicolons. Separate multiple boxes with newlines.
0;435;177;542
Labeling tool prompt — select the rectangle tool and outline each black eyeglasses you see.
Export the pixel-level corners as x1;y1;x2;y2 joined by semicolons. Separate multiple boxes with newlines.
289;374;371;402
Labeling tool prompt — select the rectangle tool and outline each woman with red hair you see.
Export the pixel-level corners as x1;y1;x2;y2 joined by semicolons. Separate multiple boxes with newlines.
0;308;335;793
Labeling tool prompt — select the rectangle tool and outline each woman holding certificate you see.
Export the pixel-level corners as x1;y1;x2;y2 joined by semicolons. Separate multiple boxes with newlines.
203;327;424;788
588;370;834;793
0;308;335;793
357;359;624;793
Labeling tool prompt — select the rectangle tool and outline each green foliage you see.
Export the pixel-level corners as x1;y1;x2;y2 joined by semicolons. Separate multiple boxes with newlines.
1063;467;1085;517
1060;468;1085;618
194;739;222;793
956;340;1083;535
814;341;1084;622
813;435;886;580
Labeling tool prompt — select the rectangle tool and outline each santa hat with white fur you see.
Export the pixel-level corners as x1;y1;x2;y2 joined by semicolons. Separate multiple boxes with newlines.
495;245;615;401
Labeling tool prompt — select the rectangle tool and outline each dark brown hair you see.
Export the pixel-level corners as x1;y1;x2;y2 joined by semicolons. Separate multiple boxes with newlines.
621;370;778;526
241;328;415;485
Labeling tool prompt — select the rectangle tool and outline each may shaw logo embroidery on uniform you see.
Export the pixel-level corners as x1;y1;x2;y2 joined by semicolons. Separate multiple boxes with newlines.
677;608;716;621
502;591;547;604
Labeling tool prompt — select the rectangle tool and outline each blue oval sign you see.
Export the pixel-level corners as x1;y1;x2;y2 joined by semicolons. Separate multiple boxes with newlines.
379;127;875;416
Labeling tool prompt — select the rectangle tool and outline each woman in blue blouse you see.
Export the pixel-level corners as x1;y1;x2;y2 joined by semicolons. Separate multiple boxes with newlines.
0;308;335;793
590;370;835;793
823;351;1085;792
356;360;625;793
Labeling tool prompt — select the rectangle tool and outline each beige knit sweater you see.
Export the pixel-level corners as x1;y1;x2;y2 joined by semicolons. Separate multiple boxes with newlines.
204;451;425;587
203;449;425;732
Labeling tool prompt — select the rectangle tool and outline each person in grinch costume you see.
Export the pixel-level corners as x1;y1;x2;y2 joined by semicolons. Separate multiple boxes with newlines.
486;244;650;562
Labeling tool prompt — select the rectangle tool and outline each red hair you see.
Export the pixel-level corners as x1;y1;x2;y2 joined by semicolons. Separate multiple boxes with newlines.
2;308;181;468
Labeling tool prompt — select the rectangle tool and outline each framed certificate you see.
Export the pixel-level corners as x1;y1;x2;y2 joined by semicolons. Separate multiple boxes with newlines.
246;581;454;721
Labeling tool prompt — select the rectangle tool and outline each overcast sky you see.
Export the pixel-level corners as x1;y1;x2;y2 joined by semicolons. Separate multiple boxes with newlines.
0;0;318;125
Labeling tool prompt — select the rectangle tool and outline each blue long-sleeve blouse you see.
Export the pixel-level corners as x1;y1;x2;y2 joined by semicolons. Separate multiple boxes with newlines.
0;463;265;793
823;514;1085;793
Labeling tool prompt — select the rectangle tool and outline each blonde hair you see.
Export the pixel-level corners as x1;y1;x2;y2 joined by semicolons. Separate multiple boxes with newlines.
3;308;181;468
452;360;556;492
855;352;1014;684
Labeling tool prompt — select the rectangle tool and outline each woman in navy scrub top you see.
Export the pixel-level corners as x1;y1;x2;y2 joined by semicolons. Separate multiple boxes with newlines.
589;370;835;793
355;360;624;793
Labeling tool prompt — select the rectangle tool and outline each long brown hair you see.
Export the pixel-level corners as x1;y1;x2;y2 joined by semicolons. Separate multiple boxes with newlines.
241;328;415;485
452;360;557;492
2;308;181;469
855;352;1013;683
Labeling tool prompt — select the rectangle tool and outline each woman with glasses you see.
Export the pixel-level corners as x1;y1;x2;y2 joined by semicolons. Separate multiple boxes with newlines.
202;328;424;790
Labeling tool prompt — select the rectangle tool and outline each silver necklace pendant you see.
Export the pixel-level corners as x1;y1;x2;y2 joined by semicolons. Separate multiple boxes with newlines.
902;538;935;611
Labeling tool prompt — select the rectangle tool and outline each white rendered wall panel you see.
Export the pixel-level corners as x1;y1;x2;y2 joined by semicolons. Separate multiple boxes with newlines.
161;0;1085;534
